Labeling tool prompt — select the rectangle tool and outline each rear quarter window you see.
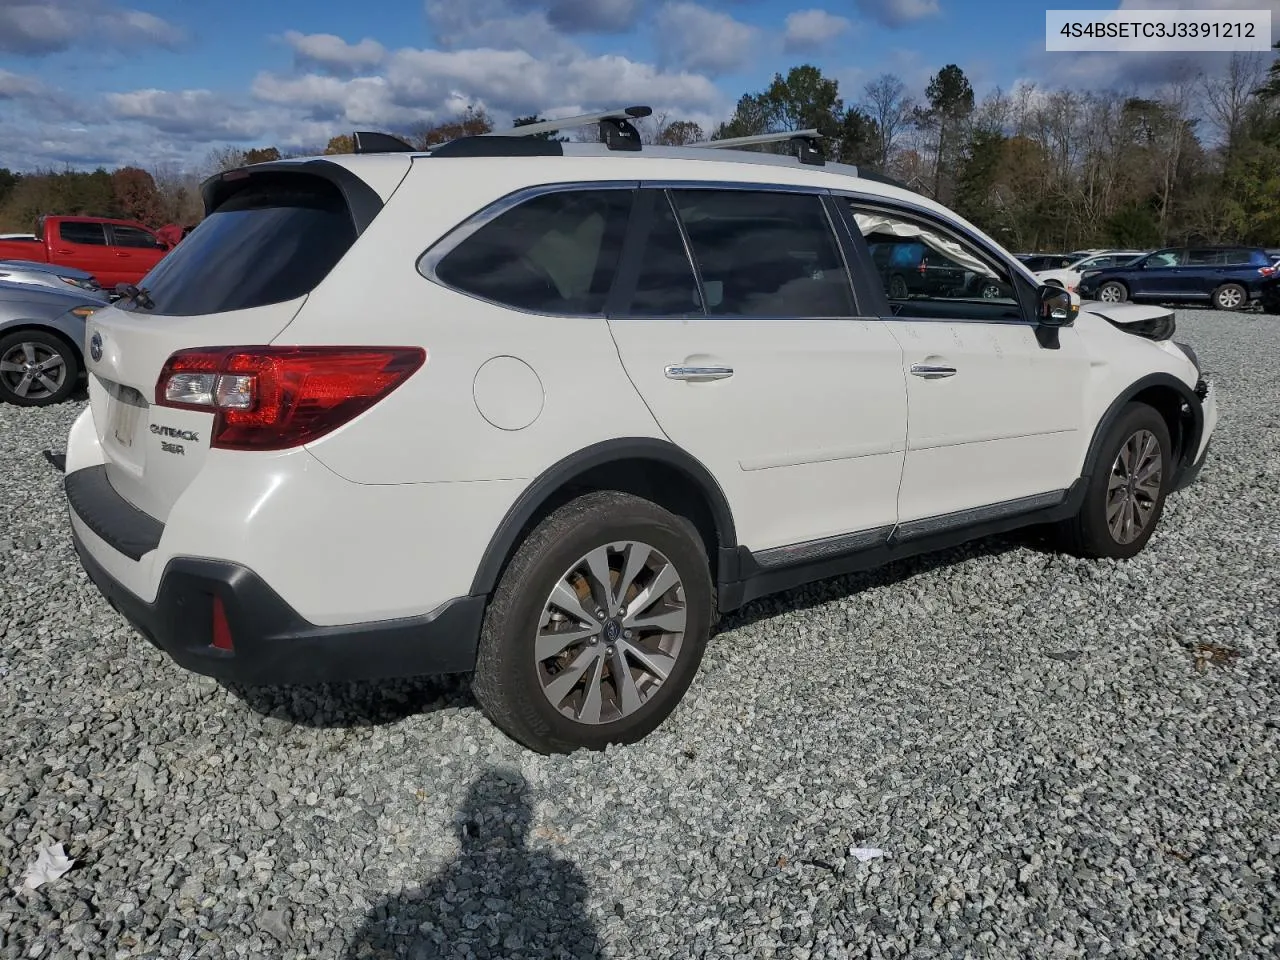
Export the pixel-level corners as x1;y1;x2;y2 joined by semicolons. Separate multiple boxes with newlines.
130;173;358;316
426;189;632;315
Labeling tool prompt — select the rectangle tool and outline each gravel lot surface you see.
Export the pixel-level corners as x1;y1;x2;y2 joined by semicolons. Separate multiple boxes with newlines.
1;308;1277;959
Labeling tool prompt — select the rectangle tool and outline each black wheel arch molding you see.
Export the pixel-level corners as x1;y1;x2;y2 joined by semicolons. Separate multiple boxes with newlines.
1080;372;1206;484
467;437;740;598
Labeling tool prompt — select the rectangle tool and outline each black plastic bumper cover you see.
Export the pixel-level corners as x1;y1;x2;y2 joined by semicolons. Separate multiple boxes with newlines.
69;527;485;687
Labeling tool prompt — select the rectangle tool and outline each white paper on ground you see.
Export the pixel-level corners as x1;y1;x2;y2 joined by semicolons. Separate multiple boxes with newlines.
17;842;76;891
849;846;888;862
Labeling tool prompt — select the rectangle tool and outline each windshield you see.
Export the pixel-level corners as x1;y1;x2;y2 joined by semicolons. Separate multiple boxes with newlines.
130;174;357;316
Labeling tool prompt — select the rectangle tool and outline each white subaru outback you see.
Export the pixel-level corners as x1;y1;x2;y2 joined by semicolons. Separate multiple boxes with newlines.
64;109;1218;754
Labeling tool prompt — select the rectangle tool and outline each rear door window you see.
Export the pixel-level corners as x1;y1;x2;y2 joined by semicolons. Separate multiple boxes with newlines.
59;222;107;245
111;225;162;249
131;173;358;316
428;189;632;315
667;189;855;317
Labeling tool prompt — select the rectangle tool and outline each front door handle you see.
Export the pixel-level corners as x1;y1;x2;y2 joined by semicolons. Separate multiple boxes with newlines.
665;365;733;382
910;363;957;379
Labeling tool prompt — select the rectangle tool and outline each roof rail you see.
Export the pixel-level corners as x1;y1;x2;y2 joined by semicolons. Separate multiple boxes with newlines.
689;129;827;166
480;105;653;152
854;169;910;191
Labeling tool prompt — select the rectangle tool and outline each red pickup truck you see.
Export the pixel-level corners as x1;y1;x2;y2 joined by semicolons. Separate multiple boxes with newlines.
0;216;171;289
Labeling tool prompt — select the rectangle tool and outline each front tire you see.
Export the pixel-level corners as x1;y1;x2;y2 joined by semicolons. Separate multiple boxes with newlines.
1211;283;1246;310
0;330;80;407
472;491;715;754
1056;403;1171;559
1097;281;1127;304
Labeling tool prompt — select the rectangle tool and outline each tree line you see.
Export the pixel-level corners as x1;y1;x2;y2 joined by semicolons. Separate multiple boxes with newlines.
3;43;1277;251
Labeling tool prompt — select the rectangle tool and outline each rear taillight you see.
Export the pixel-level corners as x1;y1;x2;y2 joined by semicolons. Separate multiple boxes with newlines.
155;345;426;450
1260;265;1276;277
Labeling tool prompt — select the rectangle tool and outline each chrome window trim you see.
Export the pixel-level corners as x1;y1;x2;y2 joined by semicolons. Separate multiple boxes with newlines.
416;180;640;319
833;190;1040;327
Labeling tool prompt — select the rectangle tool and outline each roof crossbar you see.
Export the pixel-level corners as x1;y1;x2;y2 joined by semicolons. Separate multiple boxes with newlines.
689;128;827;166
480;105;653;151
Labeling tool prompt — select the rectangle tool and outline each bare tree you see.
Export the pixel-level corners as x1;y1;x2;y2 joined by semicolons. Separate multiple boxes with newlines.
862;73;914;171
1201;52;1267;160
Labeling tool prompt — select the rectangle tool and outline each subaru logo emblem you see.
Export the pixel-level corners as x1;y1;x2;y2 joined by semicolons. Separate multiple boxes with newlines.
89;332;102;363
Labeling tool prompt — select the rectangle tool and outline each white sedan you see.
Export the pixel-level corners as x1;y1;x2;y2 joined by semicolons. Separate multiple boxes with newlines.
1037;251;1147;292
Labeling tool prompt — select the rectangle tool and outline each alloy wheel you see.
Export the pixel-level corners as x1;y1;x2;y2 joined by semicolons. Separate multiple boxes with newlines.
1099;284;1123;303
1216;287;1243;309
535;540;687;725
1106;429;1163;544
0;341;67;400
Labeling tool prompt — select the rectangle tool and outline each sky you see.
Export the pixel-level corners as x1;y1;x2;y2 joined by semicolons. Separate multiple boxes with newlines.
1;0;1277;172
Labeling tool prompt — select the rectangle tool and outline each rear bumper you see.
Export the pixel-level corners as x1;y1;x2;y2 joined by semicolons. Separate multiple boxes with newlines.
72;526;485;685
66;469;486;685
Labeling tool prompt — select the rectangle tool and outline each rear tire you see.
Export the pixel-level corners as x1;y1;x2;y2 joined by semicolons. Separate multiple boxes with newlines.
1056;403;1171;560
1211;283;1246;310
0;330;80;407
472;491;715;754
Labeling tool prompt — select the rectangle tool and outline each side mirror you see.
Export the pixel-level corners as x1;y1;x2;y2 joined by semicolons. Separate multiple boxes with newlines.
1037;284;1077;326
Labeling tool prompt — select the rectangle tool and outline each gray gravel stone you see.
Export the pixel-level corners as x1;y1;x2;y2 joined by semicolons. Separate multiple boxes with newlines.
0;309;1277;958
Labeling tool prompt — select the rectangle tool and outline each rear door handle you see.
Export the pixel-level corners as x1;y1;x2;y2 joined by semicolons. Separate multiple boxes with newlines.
910;363;957;379
665;365;733;382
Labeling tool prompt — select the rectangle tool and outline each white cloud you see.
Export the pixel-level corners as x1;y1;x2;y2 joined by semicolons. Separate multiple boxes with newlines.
0;0;184;55
783;10;853;53
424;0;579;55
0;69;44;99
383;45;724;116
654;2;759;76
284;31;386;75
854;0;941;29
104;89;278;140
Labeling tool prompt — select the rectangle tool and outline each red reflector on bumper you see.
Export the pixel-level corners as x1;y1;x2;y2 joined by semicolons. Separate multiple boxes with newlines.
211;595;234;652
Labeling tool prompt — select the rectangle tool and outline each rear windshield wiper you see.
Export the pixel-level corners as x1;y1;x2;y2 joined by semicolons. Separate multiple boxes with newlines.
113;283;155;310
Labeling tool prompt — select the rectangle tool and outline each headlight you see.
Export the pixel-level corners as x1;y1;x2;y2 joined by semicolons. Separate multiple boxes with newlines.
1080;271;1101;281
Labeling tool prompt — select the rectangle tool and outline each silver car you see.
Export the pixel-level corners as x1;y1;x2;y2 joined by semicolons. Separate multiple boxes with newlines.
0;280;103;406
0;259;105;295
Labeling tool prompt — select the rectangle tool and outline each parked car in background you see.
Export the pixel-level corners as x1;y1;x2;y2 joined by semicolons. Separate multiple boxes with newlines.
867;238;968;298
0;216;171;289
156;223;196;247
1017;253;1074;272
0;259;105;295
1078;246;1278;310
0;281;102;405
1036;251;1147;292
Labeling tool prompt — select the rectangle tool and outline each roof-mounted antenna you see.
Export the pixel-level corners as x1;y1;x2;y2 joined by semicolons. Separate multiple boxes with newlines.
353;131;415;154
482;105;653;152
689;129;827;166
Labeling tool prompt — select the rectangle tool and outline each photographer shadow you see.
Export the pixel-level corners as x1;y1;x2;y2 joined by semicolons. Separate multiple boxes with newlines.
346;769;601;960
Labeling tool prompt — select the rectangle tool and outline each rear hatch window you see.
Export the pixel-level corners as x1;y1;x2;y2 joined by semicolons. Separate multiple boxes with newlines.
124;173;357;317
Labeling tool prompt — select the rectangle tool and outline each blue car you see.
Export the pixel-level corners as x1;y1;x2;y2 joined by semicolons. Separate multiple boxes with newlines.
1078;246;1279;310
